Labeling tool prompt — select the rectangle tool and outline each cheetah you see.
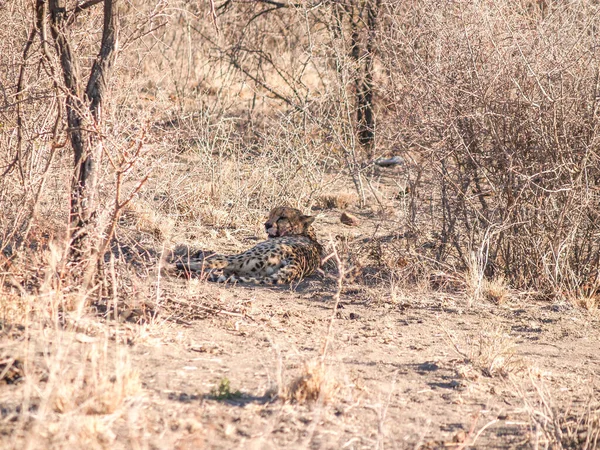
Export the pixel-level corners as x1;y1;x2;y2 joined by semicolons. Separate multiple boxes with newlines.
175;207;322;284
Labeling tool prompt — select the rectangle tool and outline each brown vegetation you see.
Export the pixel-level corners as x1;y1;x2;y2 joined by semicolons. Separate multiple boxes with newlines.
1;0;599;447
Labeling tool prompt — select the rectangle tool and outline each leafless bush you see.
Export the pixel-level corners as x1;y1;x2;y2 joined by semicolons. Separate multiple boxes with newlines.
1;1;166;282
377;0;600;297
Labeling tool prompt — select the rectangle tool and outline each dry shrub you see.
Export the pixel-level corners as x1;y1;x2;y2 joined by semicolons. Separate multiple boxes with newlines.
377;0;600;298
285;360;338;405
334;232;435;288
519;374;600;449
444;323;523;379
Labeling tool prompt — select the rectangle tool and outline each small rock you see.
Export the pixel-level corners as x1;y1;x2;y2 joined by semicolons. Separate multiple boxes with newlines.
375;155;404;167
340;212;360;227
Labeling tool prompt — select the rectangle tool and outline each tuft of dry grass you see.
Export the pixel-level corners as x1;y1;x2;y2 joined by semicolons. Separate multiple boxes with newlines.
50;351;141;415
482;276;511;305
518;374;600;450
466;329;522;378
442;321;523;379
572;292;600;311
121;200;176;240
284;360;338;405
465;250;512;306
317;192;358;210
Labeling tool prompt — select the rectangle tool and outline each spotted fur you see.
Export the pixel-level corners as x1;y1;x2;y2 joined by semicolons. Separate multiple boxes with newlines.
175;207;322;284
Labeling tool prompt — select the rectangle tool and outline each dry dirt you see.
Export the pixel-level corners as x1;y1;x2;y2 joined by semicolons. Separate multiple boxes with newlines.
130;277;600;449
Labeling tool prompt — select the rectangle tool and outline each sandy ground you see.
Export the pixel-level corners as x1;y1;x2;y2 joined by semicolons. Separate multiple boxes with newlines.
128;269;600;449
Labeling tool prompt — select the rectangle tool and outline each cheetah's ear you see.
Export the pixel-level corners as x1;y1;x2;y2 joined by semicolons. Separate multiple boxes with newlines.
300;215;315;226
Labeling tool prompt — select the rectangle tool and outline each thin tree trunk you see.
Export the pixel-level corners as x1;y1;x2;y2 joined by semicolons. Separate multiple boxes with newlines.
356;0;379;158
48;0;120;264
347;0;379;159
86;0;119;118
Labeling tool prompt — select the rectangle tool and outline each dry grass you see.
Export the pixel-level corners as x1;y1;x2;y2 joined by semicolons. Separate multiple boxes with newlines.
316;192;358;210
519;374;600;449
284;360;339;405
574;295;600;312
0;229;147;447
0;314;144;447
3;0;599;300
1;0;599;447
481;276;512;305
443;322;524;379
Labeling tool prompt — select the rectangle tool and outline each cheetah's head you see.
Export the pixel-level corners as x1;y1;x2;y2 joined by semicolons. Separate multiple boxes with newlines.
264;207;316;238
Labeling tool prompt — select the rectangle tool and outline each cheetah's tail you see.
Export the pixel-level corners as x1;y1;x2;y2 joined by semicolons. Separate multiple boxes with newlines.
173;254;230;272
